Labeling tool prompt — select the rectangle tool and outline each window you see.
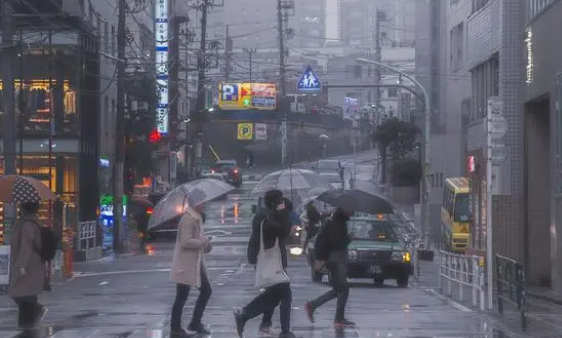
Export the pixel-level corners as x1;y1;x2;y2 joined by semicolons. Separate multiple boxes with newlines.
453;193;472;222
387;87;398;97
104;22;109;51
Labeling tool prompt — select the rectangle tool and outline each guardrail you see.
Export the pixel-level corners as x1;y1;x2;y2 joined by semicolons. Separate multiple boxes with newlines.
78;221;97;251
496;254;527;330
439;250;485;310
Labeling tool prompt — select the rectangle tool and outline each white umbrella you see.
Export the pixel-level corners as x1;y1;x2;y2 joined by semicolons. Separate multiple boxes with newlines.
148;179;235;230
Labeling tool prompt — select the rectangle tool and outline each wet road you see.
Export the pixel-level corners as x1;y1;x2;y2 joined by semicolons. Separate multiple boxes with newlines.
0;155;548;338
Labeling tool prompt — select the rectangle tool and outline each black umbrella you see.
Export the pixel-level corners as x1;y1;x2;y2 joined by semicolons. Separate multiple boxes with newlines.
316;188;394;214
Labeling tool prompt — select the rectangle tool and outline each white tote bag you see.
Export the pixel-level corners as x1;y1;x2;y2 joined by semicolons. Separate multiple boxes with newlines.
254;220;290;288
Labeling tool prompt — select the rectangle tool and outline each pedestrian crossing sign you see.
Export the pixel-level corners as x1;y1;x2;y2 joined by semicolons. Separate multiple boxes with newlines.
297;65;322;93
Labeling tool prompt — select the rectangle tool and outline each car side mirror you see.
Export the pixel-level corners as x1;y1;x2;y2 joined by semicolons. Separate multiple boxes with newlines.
252;205;257;214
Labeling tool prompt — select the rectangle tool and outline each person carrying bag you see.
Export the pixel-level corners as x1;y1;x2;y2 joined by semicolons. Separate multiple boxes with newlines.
235;190;296;338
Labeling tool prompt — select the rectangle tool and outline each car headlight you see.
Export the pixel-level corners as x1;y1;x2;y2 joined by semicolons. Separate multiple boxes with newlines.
348;249;357;260
391;252;410;262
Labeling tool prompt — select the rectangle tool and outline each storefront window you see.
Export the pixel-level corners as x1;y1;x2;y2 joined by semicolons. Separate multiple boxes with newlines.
0;79;78;135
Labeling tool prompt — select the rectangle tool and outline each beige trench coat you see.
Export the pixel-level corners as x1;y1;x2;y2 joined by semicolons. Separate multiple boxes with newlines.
170;208;210;288
8;215;46;298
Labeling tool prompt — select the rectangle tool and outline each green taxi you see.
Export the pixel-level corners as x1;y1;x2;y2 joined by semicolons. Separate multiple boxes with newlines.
307;214;413;287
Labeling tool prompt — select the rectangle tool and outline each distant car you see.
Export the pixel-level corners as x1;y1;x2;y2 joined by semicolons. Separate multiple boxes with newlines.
313;159;343;185
210;159;242;187
307;214;412;287
201;166;227;181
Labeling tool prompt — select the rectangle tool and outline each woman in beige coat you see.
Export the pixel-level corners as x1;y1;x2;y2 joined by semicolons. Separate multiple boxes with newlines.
9;201;47;328
170;204;213;337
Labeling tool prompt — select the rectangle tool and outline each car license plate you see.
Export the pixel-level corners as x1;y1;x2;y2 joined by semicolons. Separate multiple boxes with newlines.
368;265;382;274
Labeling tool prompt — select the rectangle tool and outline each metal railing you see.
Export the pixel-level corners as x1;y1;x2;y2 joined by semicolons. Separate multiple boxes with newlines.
78;221;97;250
439;250;485;310
496;254;527;330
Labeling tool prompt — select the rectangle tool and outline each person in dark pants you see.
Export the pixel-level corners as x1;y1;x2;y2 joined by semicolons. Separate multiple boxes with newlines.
234;190;296;338
170;204;213;337
9;202;48;329
304;208;355;328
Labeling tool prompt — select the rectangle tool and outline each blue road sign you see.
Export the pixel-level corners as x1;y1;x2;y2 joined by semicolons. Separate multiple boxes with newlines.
297;65;322;93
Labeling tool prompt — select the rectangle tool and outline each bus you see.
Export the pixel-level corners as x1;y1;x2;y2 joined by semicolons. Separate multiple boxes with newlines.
442;177;472;252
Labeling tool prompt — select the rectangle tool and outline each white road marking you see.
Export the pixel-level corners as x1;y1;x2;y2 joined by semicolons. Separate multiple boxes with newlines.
72;267;234;278
425;288;472;312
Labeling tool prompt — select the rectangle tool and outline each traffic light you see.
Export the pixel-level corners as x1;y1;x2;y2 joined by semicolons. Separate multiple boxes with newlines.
148;129;162;144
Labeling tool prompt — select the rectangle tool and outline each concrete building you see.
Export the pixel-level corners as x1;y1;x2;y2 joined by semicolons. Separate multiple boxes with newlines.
338;0;416;48
523;0;562;294
326;47;415;120
415;0;473;239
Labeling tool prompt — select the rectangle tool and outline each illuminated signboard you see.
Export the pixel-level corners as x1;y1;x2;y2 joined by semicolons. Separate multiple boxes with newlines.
155;0;169;134
219;83;277;110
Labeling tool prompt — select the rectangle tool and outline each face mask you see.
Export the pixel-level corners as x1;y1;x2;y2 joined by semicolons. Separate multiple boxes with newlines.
276;201;286;211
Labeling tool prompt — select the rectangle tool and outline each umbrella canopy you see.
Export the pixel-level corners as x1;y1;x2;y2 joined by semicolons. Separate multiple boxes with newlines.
252;168;332;195
316;187;394;215
0;175;55;203
148;179;235;230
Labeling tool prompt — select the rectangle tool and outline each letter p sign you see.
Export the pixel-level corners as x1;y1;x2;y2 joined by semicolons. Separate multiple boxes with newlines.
221;84;238;101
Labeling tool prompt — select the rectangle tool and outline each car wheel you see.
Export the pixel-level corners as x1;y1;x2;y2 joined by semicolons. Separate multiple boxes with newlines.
374;277;384;286
311;267;323;283
397;274;409;288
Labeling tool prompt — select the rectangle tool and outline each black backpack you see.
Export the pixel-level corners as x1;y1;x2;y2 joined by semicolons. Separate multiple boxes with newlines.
37;226;58;261
27;220;58;262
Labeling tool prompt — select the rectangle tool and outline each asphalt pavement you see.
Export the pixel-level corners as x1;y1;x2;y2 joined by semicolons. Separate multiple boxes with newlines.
0;153;552;338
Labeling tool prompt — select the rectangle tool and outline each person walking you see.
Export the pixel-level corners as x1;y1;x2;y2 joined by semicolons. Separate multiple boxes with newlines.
9;201;48;329
234;190;296;338
170;203;213;337
300;200;323;254
304;207;355;328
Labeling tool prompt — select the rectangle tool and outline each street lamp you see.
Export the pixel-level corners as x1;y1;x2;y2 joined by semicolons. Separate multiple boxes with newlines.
356;58;431;242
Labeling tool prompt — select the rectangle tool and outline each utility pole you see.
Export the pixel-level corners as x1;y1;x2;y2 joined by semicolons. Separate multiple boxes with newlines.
2;0;17;241
277;0;287;98
113;0;127;254
374;8;382;110
193;0;210;178
224;25;232;81
243;48;257;83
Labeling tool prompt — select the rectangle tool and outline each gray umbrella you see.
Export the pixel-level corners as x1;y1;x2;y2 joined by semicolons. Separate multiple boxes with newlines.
252;168;332;194
148;179;235;230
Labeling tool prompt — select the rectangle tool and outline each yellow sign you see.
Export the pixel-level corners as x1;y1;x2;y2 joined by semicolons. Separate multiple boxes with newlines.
237;123;253;140
219;83;277;110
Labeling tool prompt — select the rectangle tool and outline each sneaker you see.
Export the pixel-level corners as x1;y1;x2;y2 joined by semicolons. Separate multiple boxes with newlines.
304;302;315;323
188;322;211;335
170;328;191;338
259;326;279;337
278;332;297;338
334;319;355;328
233;308;246;338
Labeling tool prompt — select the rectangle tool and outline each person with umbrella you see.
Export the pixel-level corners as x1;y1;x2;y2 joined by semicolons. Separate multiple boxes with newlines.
234;190;296;338
304;207;355;329
300;199;324;254
1;176;57;329
169;190;213;337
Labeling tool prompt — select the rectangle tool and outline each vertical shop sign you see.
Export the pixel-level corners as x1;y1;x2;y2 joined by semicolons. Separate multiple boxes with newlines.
155;0;169;134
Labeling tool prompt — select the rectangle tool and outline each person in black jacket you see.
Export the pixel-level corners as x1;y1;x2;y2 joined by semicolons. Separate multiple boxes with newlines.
301;201;323;253
304;207;356;328
235;190;296;338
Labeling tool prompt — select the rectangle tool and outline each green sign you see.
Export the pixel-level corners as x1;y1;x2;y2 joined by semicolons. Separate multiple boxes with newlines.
100;194;128;206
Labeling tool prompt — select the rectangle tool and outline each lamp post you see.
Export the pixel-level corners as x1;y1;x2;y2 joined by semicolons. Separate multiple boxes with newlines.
356;58;431;242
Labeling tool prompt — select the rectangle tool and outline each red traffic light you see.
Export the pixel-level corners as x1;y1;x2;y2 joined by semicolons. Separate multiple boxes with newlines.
148;129;162;143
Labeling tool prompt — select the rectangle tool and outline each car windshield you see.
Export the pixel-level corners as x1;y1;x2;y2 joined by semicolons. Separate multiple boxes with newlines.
454;193;471;222
212;161;236;171
349;220;397;241
317;161;339;171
